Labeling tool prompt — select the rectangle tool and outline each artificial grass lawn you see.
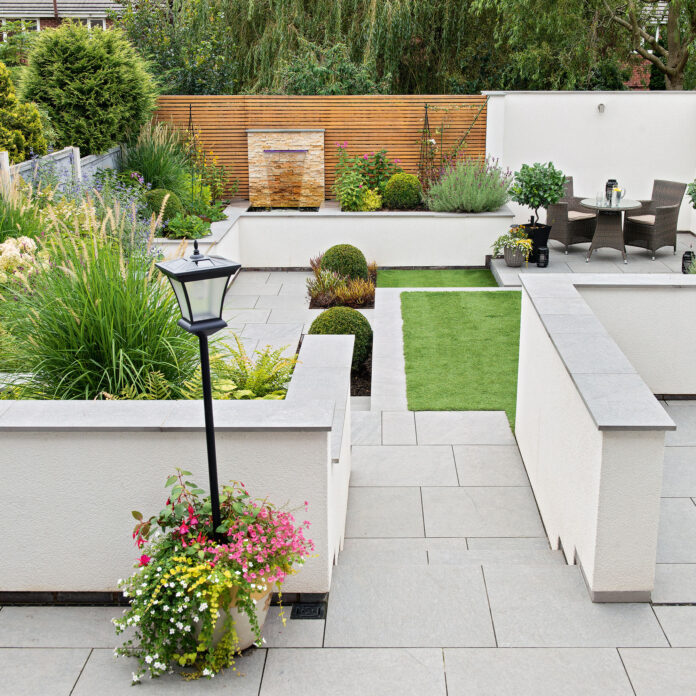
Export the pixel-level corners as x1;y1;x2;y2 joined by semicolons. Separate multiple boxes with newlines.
401;291;521;426
377;268;496;288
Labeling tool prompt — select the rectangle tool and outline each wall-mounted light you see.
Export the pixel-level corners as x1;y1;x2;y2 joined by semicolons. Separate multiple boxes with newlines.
598;103;606;114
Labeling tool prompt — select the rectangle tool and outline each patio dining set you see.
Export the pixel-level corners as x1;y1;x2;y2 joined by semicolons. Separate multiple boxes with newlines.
547;178;687;263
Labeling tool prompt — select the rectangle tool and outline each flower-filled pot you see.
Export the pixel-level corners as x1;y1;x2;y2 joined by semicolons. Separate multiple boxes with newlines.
522;223;551;264
504;246;525;267
114;471;314;683
682;250;695;274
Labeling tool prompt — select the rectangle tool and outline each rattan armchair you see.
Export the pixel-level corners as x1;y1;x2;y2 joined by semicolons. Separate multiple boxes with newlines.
624;179;686;259
547;177;596;253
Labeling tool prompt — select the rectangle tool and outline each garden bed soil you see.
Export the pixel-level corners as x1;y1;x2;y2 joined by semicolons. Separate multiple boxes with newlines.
351;354;371;397
309;298;375;310
248;207;320;213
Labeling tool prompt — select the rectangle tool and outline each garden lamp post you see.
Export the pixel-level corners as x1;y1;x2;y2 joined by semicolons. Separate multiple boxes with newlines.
156;241;241;541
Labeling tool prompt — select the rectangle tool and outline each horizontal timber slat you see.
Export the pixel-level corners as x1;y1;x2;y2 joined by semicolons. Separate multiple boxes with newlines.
155;95;487;199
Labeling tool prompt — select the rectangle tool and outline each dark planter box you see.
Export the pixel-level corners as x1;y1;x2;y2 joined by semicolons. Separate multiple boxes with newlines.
522;223;551;263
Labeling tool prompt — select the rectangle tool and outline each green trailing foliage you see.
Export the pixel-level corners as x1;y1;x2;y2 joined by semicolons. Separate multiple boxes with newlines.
308;306;373;369
22;21;158;155
383;173;422;209
145;189;184;221
321;244;368;281
0;61;46;163
510;162;566;224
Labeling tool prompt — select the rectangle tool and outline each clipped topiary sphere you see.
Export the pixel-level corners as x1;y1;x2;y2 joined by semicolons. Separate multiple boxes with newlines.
308;307;372;369
145;188;184;221
383;173;422;209
322;244;368;280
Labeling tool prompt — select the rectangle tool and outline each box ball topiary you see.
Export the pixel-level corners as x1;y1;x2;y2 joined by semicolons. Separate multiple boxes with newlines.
322;244;368;280
145;188;184;221
308;307;372;369
383;173;422;209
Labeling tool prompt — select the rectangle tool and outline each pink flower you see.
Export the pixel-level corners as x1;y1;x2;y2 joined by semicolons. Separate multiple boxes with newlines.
138;554;151;566
363;154;369;160
179;523;189;535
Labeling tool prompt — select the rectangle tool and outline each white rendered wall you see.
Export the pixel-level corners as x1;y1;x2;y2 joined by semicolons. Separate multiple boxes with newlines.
485;91;696;230
578;285;696;395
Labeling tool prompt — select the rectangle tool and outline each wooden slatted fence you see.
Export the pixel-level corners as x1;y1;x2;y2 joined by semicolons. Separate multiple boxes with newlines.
154;95;488;199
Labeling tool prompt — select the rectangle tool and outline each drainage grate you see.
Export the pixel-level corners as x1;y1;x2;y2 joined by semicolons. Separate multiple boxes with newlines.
290;602;326;620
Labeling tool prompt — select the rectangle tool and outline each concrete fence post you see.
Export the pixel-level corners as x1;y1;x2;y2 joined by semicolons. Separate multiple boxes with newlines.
70;146;82;184
0;151;10;178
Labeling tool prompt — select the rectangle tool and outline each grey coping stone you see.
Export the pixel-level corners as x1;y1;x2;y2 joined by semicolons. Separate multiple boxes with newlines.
351;445;458;487
443;648;634;695
223;294;259;308
254;294;310;309
619;648;696;696
0;607;123;648
571;374;675;431
331;407;345;462
285;366;349;404
73;647;265;695
483;565;669;647
345;487;424;538
259;648;446;696
262;606;324;648
415;411;516;445
0;647;89;696
422;487;545;538
653;606;696;647
656;498;696;563
534;296;595;315
323;564;495;647
351;412;382;445
222;308;271;324
661;447;696;497
653;564;696;604
381;411;417;445
350;396;371;411
664;403;696;446
242;204;513;219
551;332;637;374
566;259;624;273
297;335;355;367
539;312;608;334
466;537;550;550
453;445;530;486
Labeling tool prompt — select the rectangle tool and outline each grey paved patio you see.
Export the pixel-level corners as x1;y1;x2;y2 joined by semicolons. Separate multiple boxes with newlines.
3;272;695;694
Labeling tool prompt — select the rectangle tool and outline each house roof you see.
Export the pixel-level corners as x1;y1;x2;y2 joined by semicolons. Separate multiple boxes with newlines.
0;1;121;18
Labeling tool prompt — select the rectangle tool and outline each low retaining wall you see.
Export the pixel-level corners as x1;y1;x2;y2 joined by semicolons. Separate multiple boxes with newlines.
0;334;353;596
516;274;688;601
155;204;514;268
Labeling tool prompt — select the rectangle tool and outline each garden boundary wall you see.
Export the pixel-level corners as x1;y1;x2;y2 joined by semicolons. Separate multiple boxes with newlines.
485;91;696;231
154;95;488;199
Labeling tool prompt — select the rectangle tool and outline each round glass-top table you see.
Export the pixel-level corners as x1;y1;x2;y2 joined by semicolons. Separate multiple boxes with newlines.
580;198;641;263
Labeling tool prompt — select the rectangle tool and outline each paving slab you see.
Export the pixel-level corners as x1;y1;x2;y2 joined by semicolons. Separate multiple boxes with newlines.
656;497;696;563
260;648;446;696
453;445;530;486
262;606;325;648
345;487;424;538
266;271;313;284
664;403;696;446
223;294;259;308
484;565;669;647
72;647;265;695
222;308;271;324
652;606;696;647
228;282;282;296
444;648;634;695
0;647;89;696
652;564;696;604
466;537;550;550
381;411;417;445
422;487;545;537
661;446;696;497
350;396;371;411
351;445;458;486
254;294;310;310
620;648;696;696
427;545;563;567
415;411;516;445
267;308;322;324
0;607;123;648
324;565;495;647
350;412;382;445
338;538;429;566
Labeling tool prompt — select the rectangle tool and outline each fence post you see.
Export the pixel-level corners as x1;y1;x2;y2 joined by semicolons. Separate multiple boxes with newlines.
0;151;10;178
70;146;82;184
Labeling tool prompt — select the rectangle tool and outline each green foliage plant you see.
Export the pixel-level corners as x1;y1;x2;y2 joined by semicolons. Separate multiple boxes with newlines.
359;188;381;212
336;144;402;195
321;243;368;280
165;213;211;240
308;306;372;369
1;215;200;400
687;180;696;210
145;189;184;221
333;170;368;212
491;225;533;261
0;61;47;163
22;21;158;155
427;157;511;213
383;173;422;209
509;162;566;224
123;122;191;199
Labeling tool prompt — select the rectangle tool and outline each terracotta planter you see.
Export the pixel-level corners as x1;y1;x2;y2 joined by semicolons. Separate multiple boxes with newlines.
504;246;525;267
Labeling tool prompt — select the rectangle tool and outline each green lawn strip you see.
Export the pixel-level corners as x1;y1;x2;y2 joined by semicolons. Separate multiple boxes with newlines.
377;268;497;288
401;291;521;426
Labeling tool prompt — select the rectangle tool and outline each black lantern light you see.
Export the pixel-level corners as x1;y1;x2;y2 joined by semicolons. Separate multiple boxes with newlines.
536;246;549;268
156;241;241;540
